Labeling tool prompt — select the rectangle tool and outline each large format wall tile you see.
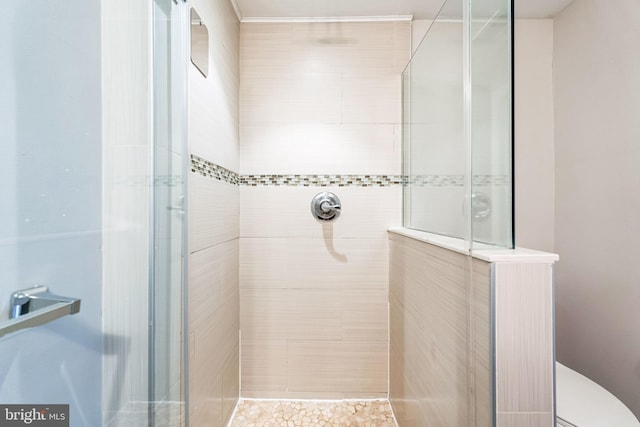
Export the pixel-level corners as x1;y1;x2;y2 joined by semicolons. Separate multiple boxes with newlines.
240;22;409;177
240;339;288;394
495;262;554;414
496;412;554;427
241;288;388;341
189;173;239;253
239;20;408;399
239;124;401;175
286;340;387;397
189;0;239;171
240;186;401;239
240;237;388;290
389;232;556;426
188;0;240;424
389;235;470;426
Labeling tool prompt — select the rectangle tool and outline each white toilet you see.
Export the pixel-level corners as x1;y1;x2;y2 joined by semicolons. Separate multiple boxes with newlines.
556;362;640;426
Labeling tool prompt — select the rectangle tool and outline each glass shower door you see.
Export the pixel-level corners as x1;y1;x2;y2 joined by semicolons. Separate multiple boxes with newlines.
151;0;188;425
0;1;104;425
0;1;188;426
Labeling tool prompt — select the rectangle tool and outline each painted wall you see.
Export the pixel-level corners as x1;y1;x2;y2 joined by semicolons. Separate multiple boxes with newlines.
514;19;555;252
0;2;102;426
553;0;640;417
239;21;408;398
187;0;240;425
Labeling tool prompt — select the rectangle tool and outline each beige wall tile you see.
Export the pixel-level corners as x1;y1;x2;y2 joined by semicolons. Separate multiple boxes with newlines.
497;412;553;427
240;75;342;125
472;265;493;426
191;291;239;388
238;20;408;400
240;287;388;396
187;2;239;422
240;22;408;177
240;187;401;239
222;345;240;424
495;263;554;413
390;233;556;425
189;0;239;171
189;174;239;253
241;22;408;78
188;241;239;423
222;239;240;301
286;340;388;396
342;76;402;124
285;238;388;289
239;238;287;289
190;369;223;427
342;289;388;341
240;288;342;341
240;237;388;290
389;233;493;426
239;124;401;175
241;339;287;393
189;244;224;331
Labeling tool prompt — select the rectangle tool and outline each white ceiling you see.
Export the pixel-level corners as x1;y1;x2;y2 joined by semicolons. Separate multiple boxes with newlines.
235;0;576;20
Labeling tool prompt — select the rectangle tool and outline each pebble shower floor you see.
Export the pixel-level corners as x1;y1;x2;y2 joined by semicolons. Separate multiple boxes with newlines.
229;399;398;426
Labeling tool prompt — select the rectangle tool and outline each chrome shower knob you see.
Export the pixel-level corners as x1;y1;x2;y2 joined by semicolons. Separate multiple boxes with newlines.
311;192;341;221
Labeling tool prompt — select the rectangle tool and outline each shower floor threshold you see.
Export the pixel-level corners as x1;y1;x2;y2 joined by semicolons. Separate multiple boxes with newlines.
228;398;398;426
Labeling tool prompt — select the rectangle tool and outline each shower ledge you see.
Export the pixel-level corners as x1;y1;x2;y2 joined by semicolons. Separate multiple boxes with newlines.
387;227;559;263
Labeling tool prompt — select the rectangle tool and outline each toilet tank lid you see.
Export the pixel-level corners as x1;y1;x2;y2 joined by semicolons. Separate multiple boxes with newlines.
556;362;640;427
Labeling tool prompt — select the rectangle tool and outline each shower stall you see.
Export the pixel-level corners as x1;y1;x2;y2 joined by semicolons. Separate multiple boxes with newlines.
0;0;189;425
1;0;559;425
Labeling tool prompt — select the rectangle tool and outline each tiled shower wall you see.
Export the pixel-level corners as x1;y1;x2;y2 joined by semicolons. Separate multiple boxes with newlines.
389;232;555;426
238;21;409;398
388;233;492;426
187;0;240;425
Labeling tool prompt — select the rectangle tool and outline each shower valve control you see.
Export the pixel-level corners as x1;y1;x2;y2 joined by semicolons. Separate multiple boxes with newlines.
311;192;341;221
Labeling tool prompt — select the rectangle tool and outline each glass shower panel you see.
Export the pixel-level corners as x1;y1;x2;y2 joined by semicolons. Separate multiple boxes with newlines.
151;0;188;425
0;1;103;425
470;0;513;248
0;1;188;425
402;0;513;249
403;0;465;238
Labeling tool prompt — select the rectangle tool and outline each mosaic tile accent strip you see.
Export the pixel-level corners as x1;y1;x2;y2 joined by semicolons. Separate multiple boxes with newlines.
190;155;509;188
406;174;464;187
473;174;510;186
241;174;404;187
405;174;510;187
191;155;240;185
229;399;397;427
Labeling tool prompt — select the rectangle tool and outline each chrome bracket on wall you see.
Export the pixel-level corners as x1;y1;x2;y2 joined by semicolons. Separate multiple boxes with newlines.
0;286;81;338
311;192;342;221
